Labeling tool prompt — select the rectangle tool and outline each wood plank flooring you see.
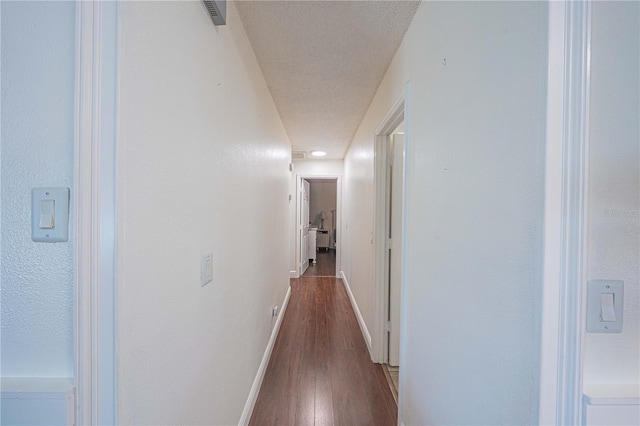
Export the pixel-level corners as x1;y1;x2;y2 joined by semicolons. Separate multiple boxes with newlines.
250;277;397;426
304;249;336;277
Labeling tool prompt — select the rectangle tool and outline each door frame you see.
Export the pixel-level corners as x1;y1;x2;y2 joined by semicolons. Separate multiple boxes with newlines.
294;174;342;278
386;132;405;368
539;1;591;424
372;89;407;365
74;1;118;424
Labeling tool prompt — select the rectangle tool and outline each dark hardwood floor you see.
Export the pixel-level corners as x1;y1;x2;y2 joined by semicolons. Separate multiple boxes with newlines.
250;277;397;426
304;249;336;277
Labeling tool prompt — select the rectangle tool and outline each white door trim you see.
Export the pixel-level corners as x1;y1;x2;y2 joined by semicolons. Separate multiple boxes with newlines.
373;91;406;365
539;1;591;425
74;1;118;424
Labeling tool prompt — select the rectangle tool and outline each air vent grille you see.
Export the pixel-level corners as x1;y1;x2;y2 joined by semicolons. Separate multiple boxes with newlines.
202;0;226;26
206;3;218;16
292;151;306;160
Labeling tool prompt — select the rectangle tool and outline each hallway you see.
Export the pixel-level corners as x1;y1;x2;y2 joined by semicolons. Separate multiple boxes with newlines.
250;277;397;425
4;1;637;424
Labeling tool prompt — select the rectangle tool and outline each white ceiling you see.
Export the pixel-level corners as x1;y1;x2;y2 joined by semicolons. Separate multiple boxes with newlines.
236;0;420;160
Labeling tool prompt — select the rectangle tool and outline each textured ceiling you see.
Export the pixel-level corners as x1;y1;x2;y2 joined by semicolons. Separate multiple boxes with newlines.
236;0;420;159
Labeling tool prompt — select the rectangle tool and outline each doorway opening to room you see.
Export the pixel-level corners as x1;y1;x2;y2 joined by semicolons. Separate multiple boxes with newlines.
373;93;406;405
296;176;341;277
381;122;404;402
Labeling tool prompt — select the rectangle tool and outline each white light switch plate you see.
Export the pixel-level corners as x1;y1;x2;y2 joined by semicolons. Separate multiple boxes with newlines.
201;253;213;287
31;187;70;242
586;280;624;333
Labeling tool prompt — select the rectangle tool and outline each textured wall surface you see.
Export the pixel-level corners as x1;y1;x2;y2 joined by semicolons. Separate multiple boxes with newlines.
1;1;75;377
116;1;290;423
344;1;547;424
584;1;640;385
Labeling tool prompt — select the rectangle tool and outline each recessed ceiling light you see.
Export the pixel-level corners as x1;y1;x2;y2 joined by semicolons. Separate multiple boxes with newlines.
310;150;327;157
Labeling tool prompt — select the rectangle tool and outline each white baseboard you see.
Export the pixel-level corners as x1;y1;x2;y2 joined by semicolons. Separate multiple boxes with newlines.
289;270;299;279
339;271;372;351
238;285;291;426
1;378;74;425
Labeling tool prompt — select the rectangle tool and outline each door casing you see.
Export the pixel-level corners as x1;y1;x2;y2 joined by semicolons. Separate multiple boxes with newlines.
387;132;404;367
373;91;407;367
539;1;591;424
74;1;118;424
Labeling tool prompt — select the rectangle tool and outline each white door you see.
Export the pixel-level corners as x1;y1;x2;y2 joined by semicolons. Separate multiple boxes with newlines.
300;179;310;275
388;133;404;367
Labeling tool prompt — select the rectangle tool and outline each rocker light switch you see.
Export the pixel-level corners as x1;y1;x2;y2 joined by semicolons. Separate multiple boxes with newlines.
587;280;624;333
31;187;70;242
39;200;55;229
600;293;616;322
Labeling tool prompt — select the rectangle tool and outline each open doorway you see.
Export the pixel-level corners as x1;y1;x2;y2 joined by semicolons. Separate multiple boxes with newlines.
295;174;341;278
304;179;338;277
381;122;404;402
372;93;407;407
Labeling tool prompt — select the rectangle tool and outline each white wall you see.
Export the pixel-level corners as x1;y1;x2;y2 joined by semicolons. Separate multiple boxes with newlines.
344;2;548;424
0;1;75;378
293;159;344;176
342;143;375;331
584;1;639;385
116;1;290;424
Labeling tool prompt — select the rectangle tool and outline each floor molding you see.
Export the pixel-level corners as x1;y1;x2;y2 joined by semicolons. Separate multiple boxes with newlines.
340;271;372;351
289;270;299;279
238;285;291;425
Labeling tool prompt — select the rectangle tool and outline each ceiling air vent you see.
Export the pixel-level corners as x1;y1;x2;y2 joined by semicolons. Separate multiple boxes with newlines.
202;0;226;26
292;151;307;160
